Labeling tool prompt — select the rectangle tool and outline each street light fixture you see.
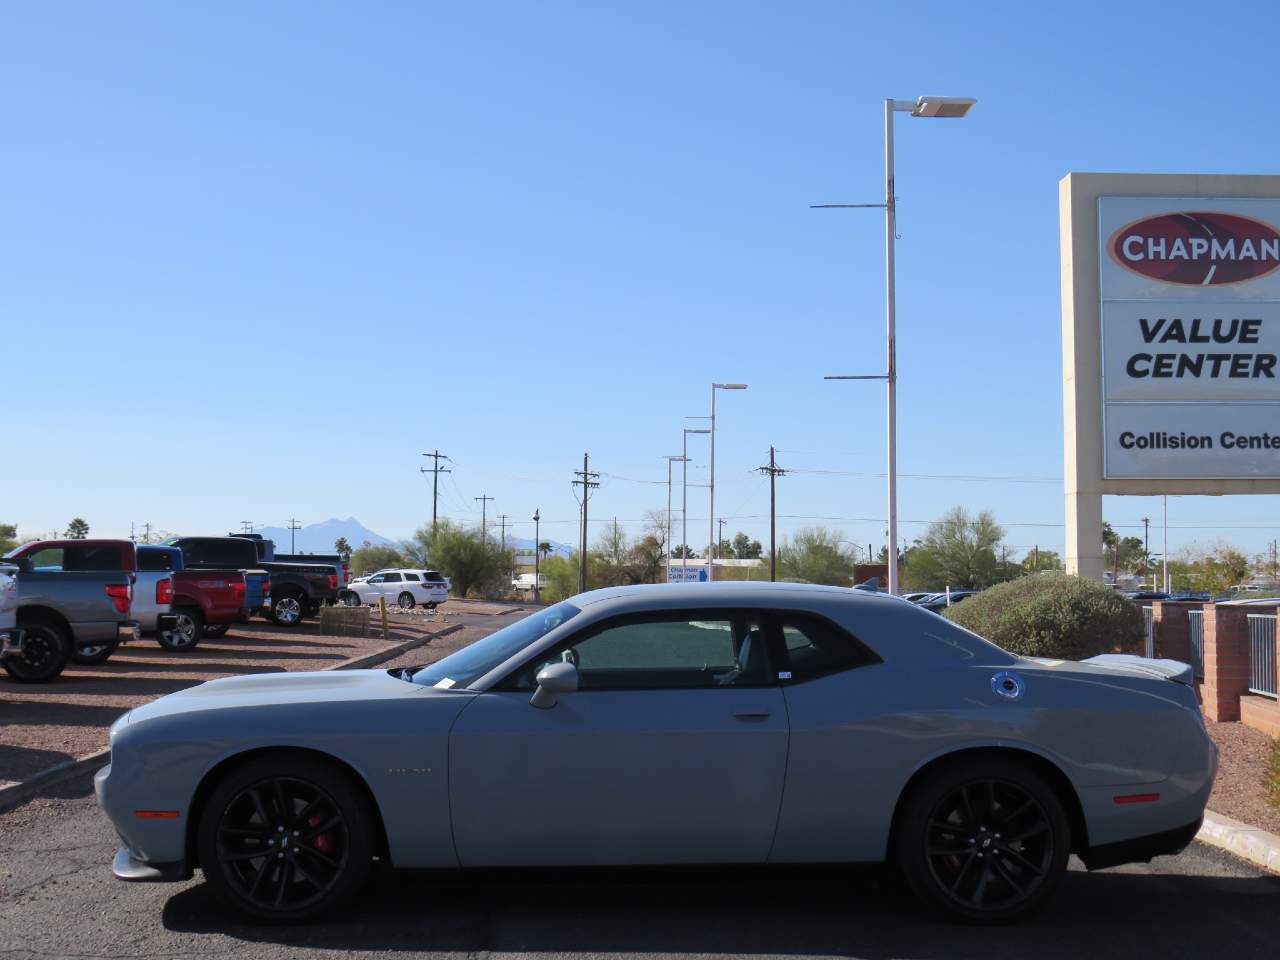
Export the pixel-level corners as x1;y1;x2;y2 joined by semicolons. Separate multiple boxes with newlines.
709;384;747;582
682;426;711;579
815;94;976;596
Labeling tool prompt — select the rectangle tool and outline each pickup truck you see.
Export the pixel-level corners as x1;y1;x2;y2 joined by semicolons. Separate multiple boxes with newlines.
0;560;144;683
133;545;181;636
168;537;336;627
230;535;350;604
159;567;250;651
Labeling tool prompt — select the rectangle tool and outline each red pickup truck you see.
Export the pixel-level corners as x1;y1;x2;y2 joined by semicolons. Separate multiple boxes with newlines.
159;569;252;651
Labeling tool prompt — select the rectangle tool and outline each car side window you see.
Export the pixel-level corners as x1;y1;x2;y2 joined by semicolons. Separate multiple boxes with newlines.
403;573;420;581
776;613;879;683
367;575;385;584
384;573;403;583
26;547;64;571
506;613;772;691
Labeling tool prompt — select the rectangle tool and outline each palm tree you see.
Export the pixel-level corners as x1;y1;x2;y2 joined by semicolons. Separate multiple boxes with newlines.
539;541;553;559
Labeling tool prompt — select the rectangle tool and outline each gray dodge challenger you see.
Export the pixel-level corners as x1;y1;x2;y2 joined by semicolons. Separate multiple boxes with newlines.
96;582;1215;922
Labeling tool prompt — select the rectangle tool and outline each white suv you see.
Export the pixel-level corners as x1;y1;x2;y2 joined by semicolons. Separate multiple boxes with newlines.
342;569;450;610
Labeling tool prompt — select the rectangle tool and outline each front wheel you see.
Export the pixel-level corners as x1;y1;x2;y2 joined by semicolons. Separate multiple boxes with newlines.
196;755;375;922
70;641;119;666
158;609;204;651
341;591;361;607
270;595;305;627
2;623;70;683
202;623;231;639
397;592;415;610
896;757;1070;922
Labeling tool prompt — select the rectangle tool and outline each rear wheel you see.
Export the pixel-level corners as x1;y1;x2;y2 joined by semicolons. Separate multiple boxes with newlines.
70;641;119;666
196;754;375;922
202;623;231;639
341;591;361;607
896;757;1069;922
158;608;204;651
270;594;304;627
397;592;415;610
2;622;70;683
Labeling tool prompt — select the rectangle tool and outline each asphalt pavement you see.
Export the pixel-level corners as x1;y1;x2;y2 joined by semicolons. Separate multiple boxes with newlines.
2;772;1277;960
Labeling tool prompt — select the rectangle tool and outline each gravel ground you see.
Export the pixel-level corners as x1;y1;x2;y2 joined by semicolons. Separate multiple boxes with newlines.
1207;718;1280;835
0;616;448;786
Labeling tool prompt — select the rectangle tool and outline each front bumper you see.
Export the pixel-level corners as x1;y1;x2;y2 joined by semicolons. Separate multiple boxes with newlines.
112;847;192;882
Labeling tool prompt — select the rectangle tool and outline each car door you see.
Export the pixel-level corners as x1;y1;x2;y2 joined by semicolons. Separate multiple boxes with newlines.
379;571;403;603
361;573;385;603
448;609;789;867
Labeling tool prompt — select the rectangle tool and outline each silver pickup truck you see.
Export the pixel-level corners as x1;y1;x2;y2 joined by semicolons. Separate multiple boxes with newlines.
0;559;142;683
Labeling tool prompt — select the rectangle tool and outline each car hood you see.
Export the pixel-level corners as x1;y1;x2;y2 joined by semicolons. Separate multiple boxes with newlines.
125;668;442;725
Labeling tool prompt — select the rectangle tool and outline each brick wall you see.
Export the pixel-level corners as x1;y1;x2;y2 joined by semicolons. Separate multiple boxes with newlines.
1202;604;1253;722
1151;600;1200;664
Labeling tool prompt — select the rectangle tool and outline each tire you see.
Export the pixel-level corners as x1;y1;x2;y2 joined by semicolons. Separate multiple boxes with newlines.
70;641;119;666
196;754;375;922
341;592;361;608
202;624;231;639
896;756;1070;922
270;594;305;628
158;608;204;651
396;592;415;610
2;621;71;683
425;602;437;611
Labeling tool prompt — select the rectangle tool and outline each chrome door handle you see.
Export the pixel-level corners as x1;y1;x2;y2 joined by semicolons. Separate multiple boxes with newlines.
733;711;772;721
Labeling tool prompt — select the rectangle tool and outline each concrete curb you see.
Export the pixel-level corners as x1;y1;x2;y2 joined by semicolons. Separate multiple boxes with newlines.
0;622;466;814
1197;808;1280;874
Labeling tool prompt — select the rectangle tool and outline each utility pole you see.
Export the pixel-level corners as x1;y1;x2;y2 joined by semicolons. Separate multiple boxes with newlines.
240;521;254;534
533;509;541;604
496;514;510;554
717;518;727;558
572;452;599;594
474;496;494;543
665;455;688;583
286;518;303;553
1033;544;1039;571
1162;496;1169;593
1140;516;1151;588
757;446;786;582
420;450;452;532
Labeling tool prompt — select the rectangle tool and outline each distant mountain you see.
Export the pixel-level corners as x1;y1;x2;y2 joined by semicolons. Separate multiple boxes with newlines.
257;517;393;555
507;536;574;558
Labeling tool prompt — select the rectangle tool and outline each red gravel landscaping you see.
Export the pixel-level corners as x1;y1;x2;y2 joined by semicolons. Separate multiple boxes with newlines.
1206;718;1280;836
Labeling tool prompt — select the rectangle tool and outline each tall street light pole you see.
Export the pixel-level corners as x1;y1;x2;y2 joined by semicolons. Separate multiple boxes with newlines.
664;455;688;583
816;94;975;596
683;425;710;578
533;509;541;605
709;383;748;582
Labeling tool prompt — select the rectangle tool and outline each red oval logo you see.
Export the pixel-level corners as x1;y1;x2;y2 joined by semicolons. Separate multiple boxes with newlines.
1108;211;1280;285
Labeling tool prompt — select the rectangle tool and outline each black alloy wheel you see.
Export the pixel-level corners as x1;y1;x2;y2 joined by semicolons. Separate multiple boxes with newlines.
341;592;361;607
2;623;70;683
70;641;119;666
397;592;415;610
158;609;204;651
898;758;1069;922
197;757;373;921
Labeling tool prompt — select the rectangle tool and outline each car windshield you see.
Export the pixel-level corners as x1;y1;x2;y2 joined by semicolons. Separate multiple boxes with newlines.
410;602;581;689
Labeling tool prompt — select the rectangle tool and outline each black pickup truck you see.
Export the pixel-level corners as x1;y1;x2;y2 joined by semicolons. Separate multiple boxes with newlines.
166;537;339;627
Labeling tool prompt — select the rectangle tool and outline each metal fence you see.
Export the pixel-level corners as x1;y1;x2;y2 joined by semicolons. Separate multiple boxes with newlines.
1187;609;1205;680
1246;613;1278;698
1142;606;1154;658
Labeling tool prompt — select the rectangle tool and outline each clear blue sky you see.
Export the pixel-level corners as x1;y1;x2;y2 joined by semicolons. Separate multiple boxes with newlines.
6;0;1280;562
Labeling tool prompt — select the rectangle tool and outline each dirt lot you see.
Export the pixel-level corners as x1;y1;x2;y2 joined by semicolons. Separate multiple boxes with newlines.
1206;718;1280;835
0;615;461;787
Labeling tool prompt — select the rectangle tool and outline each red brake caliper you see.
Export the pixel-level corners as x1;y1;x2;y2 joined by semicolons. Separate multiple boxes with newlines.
308;814;334;854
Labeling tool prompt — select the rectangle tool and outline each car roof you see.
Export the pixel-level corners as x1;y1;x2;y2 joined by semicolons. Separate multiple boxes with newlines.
568;580;914;614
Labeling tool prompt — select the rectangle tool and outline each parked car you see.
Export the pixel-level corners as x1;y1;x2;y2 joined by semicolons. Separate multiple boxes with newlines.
1;540;144;680
167;537;335;627
0;562;18;664
98;583;1214;922
511;572;545;592
919;589;978;613
341;569;449;610
132;545;180;636
900;591;935;603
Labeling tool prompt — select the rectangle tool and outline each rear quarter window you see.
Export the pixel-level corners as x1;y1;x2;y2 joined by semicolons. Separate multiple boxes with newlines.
776;612;880;683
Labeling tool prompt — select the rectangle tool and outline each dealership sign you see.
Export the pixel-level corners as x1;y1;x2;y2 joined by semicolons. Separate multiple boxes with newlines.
1100;197;1280;479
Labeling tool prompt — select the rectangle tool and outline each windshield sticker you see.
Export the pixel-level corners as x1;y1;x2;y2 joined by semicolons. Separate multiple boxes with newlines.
433;678;456;690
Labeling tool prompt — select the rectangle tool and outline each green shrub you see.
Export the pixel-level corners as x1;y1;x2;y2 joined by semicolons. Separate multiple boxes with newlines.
1266;738;1280;812
943;573;1143;660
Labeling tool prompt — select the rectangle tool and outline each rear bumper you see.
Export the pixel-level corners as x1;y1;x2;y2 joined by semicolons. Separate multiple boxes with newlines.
1080;817;1203;870
112;621;142;646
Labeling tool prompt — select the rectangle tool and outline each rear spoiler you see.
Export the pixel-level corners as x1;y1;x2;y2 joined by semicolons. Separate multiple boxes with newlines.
1084;654;1195;686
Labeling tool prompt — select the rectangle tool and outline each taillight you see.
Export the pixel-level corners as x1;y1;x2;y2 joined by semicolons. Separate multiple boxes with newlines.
231;580;246;601
328;574;338;590
261;576;271;596
156;578;173;605
105;583;131;614
342;563;350;584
